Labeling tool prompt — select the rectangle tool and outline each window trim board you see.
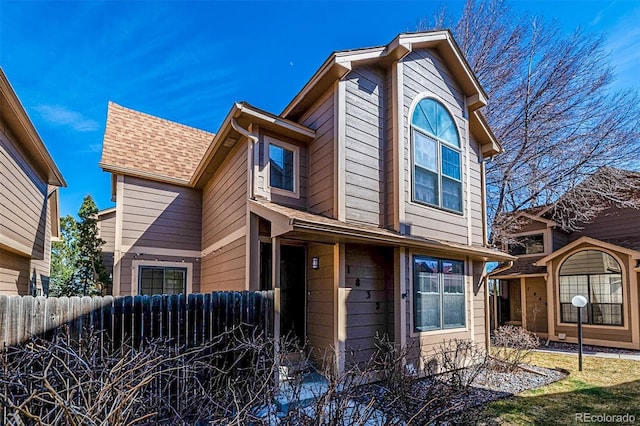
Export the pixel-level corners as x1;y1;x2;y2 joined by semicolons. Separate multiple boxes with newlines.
264;135;300;199
408;94;466;216
555;247;629;331
409;252;469;336
131;259;193;296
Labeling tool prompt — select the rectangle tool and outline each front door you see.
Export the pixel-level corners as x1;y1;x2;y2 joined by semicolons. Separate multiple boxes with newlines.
280;245;306;345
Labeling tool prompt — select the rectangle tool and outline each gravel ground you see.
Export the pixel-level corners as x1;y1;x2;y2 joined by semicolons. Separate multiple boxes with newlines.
354;362;568;424
542;340;640;355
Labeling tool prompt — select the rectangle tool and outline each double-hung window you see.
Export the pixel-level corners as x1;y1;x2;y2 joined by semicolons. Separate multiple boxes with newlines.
411;98;462;213
413;256;465;332
139;266;187;295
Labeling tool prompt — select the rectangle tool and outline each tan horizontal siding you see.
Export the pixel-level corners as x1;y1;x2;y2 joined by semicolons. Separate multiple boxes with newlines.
121;176;202;251
555;324;632;342
0;129;47;259
307;243;335;358
201;144;247;248
0;248;30;295
344;66;386;227
98;211;116;252
402;48;472;244
301;87;335;216
31;195;52;293
200;237;245;292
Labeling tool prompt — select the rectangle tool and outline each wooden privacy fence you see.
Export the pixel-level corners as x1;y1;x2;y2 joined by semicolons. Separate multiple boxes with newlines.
0;291;274;349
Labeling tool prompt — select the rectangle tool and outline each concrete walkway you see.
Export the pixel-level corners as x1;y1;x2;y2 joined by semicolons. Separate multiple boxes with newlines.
534;347;640;361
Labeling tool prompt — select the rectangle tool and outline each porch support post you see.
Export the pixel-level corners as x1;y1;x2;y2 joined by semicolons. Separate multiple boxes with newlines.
493;281;499;332
546;263;555;339
520;277;527;331
484;274;491;351
334;243;346;374
246;213;260;291
628;256;639;348
272;236;281;382
394;247;407;349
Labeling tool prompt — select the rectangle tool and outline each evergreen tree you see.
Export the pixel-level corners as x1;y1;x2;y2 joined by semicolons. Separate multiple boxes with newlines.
49;215;78;296
50;195;111;296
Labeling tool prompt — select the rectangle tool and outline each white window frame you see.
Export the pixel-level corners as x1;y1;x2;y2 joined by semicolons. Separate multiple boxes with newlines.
265;135;300;199
410;96;464;214
131;259;193;296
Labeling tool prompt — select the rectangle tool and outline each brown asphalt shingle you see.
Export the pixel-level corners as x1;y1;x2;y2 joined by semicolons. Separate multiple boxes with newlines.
100;102;214;182
490;255;547;277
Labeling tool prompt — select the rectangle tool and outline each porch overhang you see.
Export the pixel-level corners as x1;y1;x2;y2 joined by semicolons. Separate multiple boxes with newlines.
249;199;514;262
488;255;547;279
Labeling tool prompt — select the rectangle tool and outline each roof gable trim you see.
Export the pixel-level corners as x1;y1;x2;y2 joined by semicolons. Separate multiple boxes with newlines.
535;236;640;266
282;30;488;120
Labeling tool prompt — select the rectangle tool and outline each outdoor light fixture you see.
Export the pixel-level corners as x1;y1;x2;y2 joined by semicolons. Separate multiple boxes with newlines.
572;294;588;371
312;257;320;270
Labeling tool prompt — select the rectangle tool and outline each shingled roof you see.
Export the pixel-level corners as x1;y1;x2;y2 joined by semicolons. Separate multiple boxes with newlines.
489;255;547;278
100;102;214;184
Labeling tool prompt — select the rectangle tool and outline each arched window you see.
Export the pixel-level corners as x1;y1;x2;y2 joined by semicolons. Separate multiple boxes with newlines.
559;250;623;326
411;98;462;212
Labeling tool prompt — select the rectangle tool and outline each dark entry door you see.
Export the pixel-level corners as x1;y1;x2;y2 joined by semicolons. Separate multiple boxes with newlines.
280;245;306;345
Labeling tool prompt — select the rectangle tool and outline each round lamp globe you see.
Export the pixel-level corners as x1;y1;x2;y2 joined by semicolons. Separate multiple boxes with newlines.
572;295;588;308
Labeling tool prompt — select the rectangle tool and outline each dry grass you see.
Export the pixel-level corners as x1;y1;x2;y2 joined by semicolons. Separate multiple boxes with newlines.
480;351;640;425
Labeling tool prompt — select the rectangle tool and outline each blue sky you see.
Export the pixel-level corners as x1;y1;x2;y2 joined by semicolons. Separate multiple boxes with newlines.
1;0;638;217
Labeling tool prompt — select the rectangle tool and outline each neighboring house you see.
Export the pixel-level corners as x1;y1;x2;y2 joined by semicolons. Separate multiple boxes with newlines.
98;31;512;371
490;169;640;349
0;68;66;296
96;207;116;292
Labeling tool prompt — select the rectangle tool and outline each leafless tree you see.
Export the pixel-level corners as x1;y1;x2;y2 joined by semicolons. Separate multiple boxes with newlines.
422;0;640;240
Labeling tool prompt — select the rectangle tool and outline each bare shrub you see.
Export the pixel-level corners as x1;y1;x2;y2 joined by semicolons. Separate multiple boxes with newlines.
0;325;278;425
0;327;506;425
436;338;489;390
491;325;540;371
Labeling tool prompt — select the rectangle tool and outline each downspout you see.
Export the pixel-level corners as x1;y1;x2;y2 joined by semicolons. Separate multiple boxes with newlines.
231;114;259;199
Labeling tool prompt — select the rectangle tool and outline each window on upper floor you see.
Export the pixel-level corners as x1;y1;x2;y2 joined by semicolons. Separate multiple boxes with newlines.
413;256;465;332
266;136;299;197
411;98;462;213
508;234;545;256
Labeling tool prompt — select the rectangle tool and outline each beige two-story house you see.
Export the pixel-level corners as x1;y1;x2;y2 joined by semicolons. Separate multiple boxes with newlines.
491;168;640;349
99;31;512;370
0;68;66;296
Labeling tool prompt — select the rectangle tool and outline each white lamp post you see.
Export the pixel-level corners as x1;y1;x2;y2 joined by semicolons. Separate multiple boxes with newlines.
572;295;588;371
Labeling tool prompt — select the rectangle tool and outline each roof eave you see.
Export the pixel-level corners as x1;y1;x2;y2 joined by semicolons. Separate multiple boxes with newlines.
99;163;191;187
190;102;316;188
248;199;513;262
0;68;67;187
490;273;547;279
471;110;503;158
292;219;514;262
282;30;489;121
